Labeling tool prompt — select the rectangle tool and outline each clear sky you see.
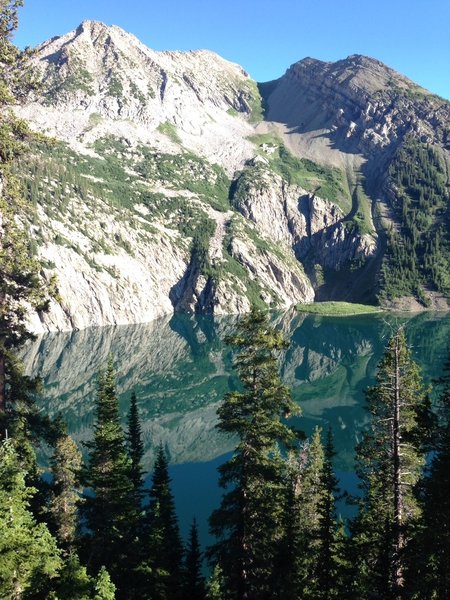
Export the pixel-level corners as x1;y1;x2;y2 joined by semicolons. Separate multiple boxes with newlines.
14;0;450;100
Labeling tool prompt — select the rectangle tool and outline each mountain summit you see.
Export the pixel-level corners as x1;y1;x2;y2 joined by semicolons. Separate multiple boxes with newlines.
10;23;450;331
21;20;260;173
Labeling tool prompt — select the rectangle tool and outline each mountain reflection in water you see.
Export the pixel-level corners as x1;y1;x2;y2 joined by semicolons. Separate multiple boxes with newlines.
21;310;450;541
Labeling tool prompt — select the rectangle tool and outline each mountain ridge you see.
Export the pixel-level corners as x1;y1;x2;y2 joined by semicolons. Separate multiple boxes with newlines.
8;22;450;331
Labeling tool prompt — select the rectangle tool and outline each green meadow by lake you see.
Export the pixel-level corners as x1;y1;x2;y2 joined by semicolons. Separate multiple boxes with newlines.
22;309;450;544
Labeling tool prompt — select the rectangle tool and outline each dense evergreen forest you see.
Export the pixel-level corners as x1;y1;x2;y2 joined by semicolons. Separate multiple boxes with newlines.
379;138;450;304
1;3;450;599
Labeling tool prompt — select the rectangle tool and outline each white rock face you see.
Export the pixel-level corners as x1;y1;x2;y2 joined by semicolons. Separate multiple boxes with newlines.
229;237;314;306
26;198;187;333
11;24;389;332
232;165;376;270
15;19;257;176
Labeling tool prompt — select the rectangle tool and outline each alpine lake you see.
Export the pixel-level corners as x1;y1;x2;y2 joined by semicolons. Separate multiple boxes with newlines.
21;309;450;549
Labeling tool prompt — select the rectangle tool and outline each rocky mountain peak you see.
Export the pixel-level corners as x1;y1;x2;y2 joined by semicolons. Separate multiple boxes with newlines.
263;50;450;161
31;20;251;100
17;21;260;175
76;19;110;34
287;53;427;100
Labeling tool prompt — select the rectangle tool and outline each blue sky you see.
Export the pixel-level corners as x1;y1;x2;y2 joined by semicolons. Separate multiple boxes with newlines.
15;0;450;100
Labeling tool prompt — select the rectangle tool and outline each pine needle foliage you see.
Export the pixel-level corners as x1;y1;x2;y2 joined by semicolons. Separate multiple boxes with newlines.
209;307;299;600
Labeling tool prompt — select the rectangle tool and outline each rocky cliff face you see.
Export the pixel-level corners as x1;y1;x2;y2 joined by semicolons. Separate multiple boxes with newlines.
9;25;450;331
231;160;376;269
264;55;450;157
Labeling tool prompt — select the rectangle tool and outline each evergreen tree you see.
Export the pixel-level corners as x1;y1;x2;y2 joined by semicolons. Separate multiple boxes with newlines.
278;427;345;600
82;357;134;591
53;553;93;600
50;426;83;553
0;0;55;440
315;427;347;600
349;329;430;600
183;518;206;600
280;427;346;600
126;390;144;510
0;438;61;598
125;391;145;598
412;349;450;598
278;427;329;600
143;443;184;600
209;307;299;600
0;18;59;542
206;564;225;600
94;566;116;600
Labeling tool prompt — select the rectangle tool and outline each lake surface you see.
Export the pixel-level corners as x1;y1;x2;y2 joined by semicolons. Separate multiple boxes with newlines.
22;309;450;546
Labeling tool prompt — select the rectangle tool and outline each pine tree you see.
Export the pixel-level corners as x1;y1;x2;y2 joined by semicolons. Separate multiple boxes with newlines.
183;518;206;600
209;307;299;600
0;0;55;433
50;426;82;553
278;427;325;600
279;428;346;600
0;438;61;598
94;566;116;600
316;428;346;600
206;564;225;600
143;443;184;600
412;349;450;598
125;391;145;598
53;553;93;600
126;390;144;510
82;357;134;591
349;329;430;599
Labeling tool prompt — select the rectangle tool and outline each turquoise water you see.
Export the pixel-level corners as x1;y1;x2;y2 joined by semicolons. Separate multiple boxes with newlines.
23;309;450;546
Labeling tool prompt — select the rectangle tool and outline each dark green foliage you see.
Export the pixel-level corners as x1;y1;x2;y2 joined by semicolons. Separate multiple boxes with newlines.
125;391;146;596
202;217;269;310
411;349;450;599
278;428;325;600
205;564;226;600
15;137;138;215
143;443;184;600
126;391;144;503
52;553;94;600
137;147;230;212
14;136;229;242
49;428;82;553
316;428;347;600
0;439;61;598
0;134;52;423
190;218;216;275
277;427;344;600
107;75;123;98
43;51;95;100
94;566;117;600
380;137;450;301
209;307;299;600
349;330;430;599
82;357;134;589
183;518;206;600
0;0;23;105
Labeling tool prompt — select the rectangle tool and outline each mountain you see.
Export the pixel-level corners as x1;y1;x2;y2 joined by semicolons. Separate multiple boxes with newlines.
9;21;450;331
